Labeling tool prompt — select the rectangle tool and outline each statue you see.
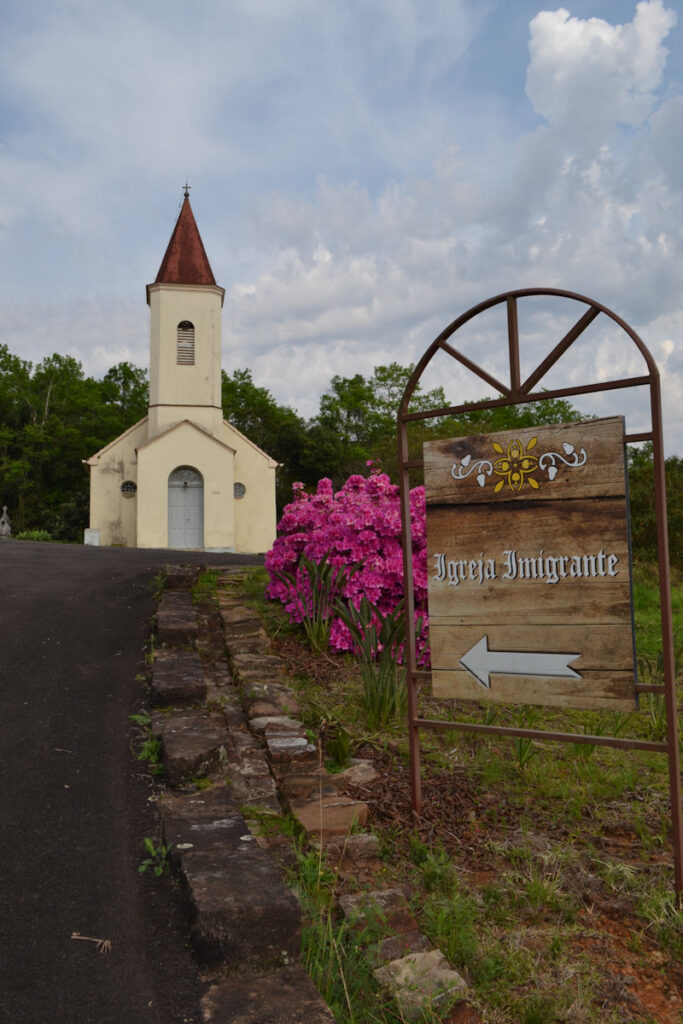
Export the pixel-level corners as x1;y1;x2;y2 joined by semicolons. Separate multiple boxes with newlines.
0;506;12;538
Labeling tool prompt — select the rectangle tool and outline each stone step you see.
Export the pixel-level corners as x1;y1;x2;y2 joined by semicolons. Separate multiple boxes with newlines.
289;795;368;840
156;592;199;646
153;709;228;787
201;967;336;1023
181;844;302;967
164;565;200;590
242;681;301;718
230;652;286;681
160;783;248;866
151;649;206;706
374;949;467;1021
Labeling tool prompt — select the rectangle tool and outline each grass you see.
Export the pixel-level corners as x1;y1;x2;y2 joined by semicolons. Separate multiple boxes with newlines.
229;562;683;1023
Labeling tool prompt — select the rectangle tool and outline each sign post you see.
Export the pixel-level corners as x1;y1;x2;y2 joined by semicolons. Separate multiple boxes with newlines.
425;417;636;710
397;288;682;900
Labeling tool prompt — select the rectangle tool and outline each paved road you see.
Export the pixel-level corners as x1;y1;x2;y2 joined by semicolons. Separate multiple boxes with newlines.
0;541;260;1024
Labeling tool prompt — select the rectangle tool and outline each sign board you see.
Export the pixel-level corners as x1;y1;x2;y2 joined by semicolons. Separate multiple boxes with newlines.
424;417;637;710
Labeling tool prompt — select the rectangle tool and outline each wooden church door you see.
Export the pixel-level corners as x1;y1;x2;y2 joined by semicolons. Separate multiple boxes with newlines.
168;467;204;548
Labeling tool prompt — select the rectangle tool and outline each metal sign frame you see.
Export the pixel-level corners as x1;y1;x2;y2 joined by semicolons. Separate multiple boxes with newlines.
397;287;682;898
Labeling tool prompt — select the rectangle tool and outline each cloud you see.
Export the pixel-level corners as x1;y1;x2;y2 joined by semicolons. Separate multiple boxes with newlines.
0;1;681;456
525;1;676;136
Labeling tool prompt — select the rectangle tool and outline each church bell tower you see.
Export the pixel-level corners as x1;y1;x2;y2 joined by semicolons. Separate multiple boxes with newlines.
145;187;226;439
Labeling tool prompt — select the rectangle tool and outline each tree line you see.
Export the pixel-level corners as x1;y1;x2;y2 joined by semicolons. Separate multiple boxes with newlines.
0;344;679;566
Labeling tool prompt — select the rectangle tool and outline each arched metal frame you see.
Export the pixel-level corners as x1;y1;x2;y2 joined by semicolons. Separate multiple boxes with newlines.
397;287;682;897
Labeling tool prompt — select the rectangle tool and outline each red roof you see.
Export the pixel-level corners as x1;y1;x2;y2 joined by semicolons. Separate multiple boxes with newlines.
154;196;217;286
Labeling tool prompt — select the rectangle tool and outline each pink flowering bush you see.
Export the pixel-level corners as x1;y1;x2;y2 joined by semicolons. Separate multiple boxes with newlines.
265;465;429;660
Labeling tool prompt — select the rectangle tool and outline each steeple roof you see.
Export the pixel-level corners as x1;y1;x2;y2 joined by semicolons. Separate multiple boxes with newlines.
154;194;217;286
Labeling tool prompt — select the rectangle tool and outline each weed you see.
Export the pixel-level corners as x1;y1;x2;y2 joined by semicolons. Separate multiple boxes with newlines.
129;712;151;726
637;886;683;958
335;596;411;730
138;837;172;876
513;707;540;770
324;721;352;771
15;529;52;541
192;569;221;604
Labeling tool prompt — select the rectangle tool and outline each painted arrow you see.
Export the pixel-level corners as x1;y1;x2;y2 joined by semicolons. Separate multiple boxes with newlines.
459;635;582;689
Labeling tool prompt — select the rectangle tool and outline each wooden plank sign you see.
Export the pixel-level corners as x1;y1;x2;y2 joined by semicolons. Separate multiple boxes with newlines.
424;417;637;710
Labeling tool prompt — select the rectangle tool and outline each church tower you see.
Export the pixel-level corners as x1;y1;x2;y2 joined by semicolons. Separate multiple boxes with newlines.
146;189;225;439
86;189;278;552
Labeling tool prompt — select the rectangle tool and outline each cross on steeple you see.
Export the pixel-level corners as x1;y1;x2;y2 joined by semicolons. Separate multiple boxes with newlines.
182;179;191;199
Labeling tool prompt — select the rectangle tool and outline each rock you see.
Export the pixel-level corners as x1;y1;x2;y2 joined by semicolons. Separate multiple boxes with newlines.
156;592;199;646
160;784;250;865
374;949;467;1021
339;887;417;936
378;930;432;963
156;709;227;787
230;653;285;679
249;715;305;735
181;845;302;967
201;966;336;1023
226;636;273;655
164;565;199;589
151;649;206;706
289;795;368;839
266;736;318;765
243;682;301;718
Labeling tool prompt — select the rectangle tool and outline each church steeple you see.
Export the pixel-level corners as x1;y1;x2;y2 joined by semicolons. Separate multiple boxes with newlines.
152;192;217;289
146;190;225;440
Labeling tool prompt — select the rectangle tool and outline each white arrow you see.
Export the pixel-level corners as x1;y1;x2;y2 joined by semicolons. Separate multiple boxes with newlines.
459;635;582;689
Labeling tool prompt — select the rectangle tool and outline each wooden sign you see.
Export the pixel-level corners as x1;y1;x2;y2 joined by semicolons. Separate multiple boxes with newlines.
424;417;637;710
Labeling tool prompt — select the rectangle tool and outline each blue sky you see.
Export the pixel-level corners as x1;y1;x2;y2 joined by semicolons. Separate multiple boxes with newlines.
1;0;682;453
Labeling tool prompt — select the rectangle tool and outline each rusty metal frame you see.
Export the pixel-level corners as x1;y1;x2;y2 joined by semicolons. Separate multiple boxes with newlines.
397;287;682;899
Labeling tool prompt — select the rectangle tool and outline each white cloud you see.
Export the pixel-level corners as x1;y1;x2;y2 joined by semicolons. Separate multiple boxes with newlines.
526;1;676;136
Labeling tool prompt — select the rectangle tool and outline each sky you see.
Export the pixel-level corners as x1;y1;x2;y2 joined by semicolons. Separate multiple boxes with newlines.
1;0;682;455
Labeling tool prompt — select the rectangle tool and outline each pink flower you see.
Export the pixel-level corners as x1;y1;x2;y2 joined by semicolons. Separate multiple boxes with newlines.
265;469;430;662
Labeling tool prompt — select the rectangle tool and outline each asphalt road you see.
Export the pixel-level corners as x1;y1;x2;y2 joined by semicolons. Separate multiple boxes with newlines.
0;540;260;1024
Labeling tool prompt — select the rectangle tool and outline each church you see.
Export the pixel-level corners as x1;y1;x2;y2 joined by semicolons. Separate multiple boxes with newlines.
86;190;278;552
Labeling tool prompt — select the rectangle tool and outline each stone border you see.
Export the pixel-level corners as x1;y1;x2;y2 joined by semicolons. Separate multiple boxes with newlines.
149;565;479;1023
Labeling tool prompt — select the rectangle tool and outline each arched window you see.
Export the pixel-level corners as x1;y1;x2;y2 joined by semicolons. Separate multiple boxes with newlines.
177;321;195;365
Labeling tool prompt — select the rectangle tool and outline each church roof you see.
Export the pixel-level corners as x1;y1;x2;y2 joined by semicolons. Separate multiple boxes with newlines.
154;194;217;286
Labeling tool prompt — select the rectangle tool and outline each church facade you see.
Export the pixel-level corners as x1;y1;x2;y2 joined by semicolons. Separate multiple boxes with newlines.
86;192;278;552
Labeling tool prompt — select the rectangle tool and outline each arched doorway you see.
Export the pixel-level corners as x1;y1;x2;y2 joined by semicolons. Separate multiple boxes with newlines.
168;467;204;548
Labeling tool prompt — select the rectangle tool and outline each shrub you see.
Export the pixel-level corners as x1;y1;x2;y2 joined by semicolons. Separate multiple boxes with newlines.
265;465;428;659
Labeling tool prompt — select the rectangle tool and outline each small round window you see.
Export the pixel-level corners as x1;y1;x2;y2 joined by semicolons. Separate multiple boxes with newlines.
121;480;137;498
234;482;246;499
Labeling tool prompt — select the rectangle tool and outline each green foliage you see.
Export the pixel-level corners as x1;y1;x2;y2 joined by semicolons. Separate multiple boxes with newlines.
277;552;360;654
14;529;52;541
334;596;410;730
0;344;149;538
628;444;682;569
138;837;172;877
191;568;221;604
324;722;352;771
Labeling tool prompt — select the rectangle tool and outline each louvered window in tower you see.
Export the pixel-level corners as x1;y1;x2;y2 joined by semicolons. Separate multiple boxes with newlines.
177;321;195;365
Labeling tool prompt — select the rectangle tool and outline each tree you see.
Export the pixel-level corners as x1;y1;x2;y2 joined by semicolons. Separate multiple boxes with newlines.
628;445;682;569
221;368;309;511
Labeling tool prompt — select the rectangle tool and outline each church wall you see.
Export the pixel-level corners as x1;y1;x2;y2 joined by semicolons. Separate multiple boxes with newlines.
136;423;235;550
88;418;148;546
223;422;277;553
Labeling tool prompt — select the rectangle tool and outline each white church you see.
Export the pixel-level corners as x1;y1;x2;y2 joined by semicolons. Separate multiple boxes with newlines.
86;190;278;552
